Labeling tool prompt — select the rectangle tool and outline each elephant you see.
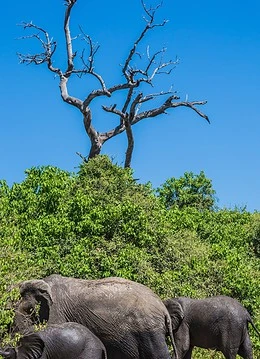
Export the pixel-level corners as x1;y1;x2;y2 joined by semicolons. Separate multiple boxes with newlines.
163;295;260;359
14;274;178;359
0;322;107;359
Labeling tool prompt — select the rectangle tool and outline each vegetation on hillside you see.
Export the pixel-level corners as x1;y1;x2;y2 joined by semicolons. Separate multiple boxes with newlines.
0;156;259;357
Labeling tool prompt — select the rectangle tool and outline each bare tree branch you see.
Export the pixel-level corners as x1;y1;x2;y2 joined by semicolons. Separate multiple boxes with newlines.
76;151;87;163
102;105;127;119
134;97;210;124
17;22;61;74
17;0;209;168
64;0;77;74
103;97;209;125
78;27;111;95
59;76;83;109
122;0;168;83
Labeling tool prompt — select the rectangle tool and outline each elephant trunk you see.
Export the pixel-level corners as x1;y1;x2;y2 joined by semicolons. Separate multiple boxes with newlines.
0;348;16;359
13;307;36;335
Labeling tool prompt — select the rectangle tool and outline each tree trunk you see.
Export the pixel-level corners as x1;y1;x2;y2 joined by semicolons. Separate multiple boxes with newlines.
83;110;104;160
124;119;134;168
88;138;103;159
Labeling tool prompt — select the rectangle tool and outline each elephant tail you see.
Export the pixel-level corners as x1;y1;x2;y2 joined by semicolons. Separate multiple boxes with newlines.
247;314;260;337
102;348;108;359
165;314;179;359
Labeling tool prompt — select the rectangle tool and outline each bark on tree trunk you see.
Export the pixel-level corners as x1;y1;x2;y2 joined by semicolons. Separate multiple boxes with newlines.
88;138;103;159
124;119;134;168
83;110;104;159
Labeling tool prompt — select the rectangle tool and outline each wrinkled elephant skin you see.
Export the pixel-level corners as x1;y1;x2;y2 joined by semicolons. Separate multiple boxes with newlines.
164;295;259;359
14;275;177;359
0;322;106;359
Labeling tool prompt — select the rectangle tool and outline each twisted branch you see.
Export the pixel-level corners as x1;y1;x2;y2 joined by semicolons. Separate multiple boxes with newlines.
17;0;209;168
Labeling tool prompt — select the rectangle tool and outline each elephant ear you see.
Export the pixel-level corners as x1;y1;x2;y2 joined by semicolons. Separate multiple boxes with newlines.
18;334;45;359
19;280;53;304
164;298;184;331
19;280;53;322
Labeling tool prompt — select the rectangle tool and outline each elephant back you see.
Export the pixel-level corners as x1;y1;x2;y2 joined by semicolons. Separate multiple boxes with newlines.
44;275;168;332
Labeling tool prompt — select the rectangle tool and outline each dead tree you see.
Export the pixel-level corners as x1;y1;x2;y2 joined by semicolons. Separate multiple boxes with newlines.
17;0;209;168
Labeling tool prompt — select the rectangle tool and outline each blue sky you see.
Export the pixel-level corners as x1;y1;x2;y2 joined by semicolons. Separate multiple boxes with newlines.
0;0;259;211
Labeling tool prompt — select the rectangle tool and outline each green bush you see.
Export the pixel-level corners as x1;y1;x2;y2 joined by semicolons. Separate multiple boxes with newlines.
0;156;259;357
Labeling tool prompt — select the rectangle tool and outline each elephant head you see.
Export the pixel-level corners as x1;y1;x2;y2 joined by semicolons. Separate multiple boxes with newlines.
0;334;45;359
15;280;53;332
163;298;184;332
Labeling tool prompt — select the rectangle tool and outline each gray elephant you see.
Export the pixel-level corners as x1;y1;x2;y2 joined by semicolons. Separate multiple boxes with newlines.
14;274;177;359
164;295;259;359
0;322;106;359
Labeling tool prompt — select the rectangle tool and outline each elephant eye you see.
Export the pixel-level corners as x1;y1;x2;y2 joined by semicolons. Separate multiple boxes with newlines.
23;304;33;313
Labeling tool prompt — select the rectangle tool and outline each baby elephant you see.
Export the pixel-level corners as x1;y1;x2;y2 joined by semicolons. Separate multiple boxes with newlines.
164;295;259;359
0;322;107;359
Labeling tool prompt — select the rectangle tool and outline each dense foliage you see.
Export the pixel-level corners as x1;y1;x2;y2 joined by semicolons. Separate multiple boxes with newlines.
0;156;259;358
157;171;216;210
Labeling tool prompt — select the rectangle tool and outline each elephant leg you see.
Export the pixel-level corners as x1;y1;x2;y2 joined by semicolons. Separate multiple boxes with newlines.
174;324;191;359
237;333;253;359
221;347;238;359
183;346;193;359
79;349;105;359
138;331;172;359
